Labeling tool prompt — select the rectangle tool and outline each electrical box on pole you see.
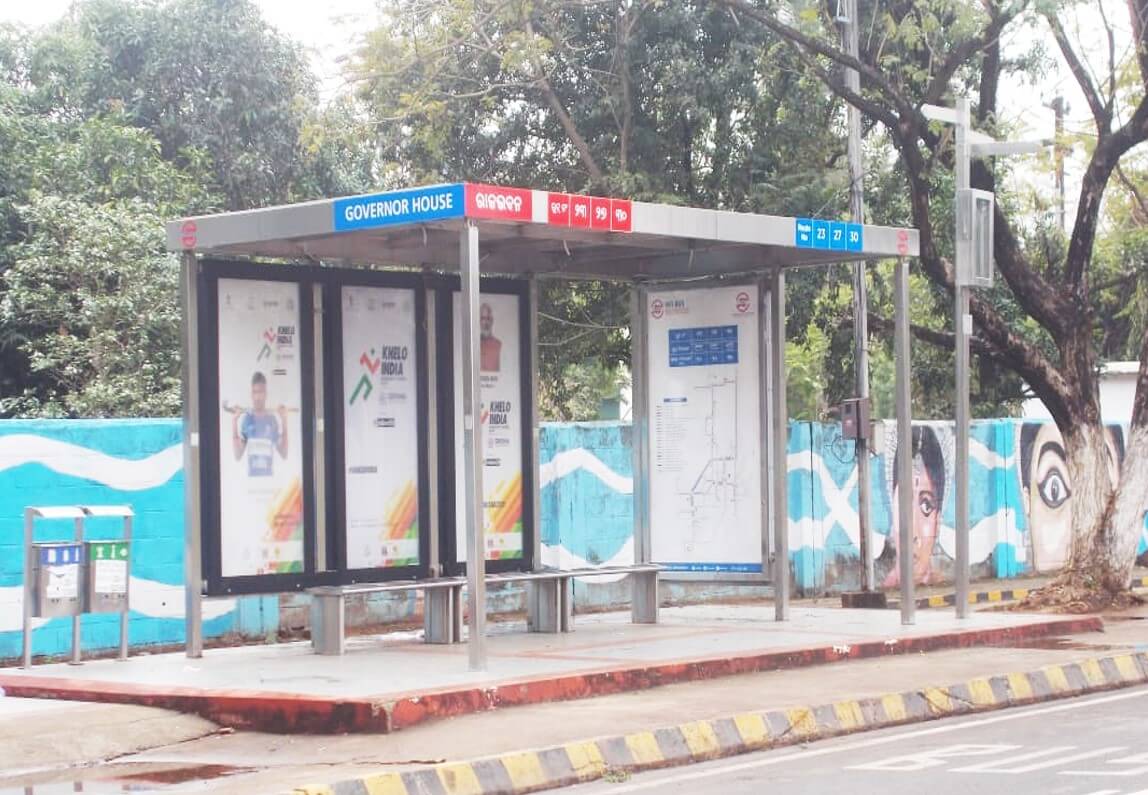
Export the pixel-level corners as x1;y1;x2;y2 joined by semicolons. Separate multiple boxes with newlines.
957;188;994;288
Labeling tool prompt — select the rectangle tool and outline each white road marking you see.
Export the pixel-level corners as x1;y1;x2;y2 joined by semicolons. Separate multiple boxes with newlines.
587;687;1148;794
847;744;1019;772
1062;751;1148;777
950;746;1126;774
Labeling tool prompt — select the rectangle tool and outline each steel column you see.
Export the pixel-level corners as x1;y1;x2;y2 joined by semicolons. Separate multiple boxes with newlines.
630;285;657;623
120;513;132;661
70;514;83;664
312;283;327;572
954;97;972;619
180;251;204;658
460;221;487;671
770;269;789;621
21;509;32;668
894;257;915;625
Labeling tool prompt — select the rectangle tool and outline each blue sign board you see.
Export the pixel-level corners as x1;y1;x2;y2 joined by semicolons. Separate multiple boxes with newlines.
333;184;465;232
795;218;814;248
830;222;847;251
40;544;81;566
795;218;865;253
812;220;831;249
847;223;864;252
669;325;738;367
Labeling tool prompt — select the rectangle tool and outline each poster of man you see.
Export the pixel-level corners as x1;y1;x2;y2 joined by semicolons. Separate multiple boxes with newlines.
231;371;288;476
216;278;306;577
453;291;523;563
480;302;501;372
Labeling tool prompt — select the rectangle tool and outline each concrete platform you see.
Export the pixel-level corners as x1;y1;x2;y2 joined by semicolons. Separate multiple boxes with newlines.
0;604;1101;734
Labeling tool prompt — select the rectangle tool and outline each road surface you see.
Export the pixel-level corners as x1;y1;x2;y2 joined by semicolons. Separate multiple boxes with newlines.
566;685;1148;795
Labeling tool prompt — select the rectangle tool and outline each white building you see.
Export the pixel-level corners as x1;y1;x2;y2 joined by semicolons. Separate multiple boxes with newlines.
1023;361;1141;423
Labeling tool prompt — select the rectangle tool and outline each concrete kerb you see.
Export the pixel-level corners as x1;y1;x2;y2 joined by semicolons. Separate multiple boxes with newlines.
895;574;1148;610
0;616;1103;734
292;650;1148;795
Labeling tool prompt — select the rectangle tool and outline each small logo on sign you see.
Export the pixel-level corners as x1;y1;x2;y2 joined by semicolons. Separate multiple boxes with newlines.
650;298;665;319
897;229;910;255
350;349;381;404
181;220;197;249
736;291;751;313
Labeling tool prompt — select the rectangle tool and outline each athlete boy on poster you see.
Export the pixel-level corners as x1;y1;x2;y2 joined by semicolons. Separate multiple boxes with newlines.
232;371;288;476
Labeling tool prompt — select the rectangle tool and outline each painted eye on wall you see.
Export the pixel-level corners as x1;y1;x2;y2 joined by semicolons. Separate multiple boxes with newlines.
917;492;936;518
1038;469;1071;509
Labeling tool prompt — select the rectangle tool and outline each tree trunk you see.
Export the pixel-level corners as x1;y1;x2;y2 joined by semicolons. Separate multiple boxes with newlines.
1106;422;1148;589
1062;420;1118;580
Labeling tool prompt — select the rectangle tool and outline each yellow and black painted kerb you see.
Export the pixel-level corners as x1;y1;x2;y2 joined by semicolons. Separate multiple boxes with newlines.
908;574;1148;610
293;651;1148;795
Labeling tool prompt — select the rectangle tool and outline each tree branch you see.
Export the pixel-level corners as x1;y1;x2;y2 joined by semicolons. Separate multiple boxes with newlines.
923;5;1013;108
1065;96;1148;287
1129;0;1148;87
524;17;607;189
1047;14;1109;128
711;0;919;121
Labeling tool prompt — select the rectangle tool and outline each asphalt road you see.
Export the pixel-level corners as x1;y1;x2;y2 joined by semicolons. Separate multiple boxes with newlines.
567;685;1148;795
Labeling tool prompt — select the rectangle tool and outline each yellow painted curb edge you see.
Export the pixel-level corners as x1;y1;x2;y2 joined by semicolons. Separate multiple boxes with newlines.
290;651;1148;795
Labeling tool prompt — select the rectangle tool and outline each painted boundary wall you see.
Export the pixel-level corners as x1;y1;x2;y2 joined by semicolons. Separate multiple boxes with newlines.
3;419;1147;661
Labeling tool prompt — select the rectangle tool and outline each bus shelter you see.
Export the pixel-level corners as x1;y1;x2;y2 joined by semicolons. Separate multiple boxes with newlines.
167;183;922;670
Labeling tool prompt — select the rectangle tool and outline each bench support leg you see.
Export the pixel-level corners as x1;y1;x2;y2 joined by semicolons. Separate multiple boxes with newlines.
425;588;460;644
528;579;569;633
310;594;345;656
631;572;659;624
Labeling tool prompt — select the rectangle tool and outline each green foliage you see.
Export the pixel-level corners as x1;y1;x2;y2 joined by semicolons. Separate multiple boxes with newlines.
0;196;182;417
0;0;378;417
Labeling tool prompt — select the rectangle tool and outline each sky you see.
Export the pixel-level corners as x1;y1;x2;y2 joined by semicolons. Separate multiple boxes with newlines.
1;0;1139;229
0;0;381;95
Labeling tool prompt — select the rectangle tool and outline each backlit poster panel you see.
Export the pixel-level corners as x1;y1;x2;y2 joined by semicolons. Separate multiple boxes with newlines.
216;278;305;576
646;285;762;572
341;286;421;569
452;292;524;562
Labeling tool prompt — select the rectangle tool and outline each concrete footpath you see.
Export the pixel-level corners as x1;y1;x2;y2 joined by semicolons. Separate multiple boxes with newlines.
1;605;1145;794
0;604;1101;734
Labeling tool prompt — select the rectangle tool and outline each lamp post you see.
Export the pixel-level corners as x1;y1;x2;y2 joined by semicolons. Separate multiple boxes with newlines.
920;98;1046;619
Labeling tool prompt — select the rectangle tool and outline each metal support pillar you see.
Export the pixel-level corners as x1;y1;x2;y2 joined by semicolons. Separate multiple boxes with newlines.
460;220;487;671
893;257;915;625
70;513;83;665
180;252;204;658
770;270;789;621
841;0;874;592
758;277;772;577
526;275;550;630
423;282;455;643
954;97;972;619
630;286;658;623
21;509;33;669
120;512;133;661
312;283;327;572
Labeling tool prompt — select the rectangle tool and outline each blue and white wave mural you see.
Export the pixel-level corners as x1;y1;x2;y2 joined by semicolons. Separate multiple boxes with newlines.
540;419;1148;595
2;418;1146;660
0;420;276;661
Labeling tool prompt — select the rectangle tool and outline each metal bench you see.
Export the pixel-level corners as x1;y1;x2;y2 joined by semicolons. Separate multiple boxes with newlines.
307;564;660;656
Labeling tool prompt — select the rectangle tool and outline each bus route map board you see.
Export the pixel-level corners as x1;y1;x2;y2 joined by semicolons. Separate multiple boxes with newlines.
646;284;763;573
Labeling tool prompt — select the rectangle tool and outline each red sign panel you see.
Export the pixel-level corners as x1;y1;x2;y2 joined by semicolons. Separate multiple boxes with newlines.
570;195;592;228
896;229;909;255
465;183;533;221
610;199;632;232
547;193;571;225
591;198;612;230
181;220;197;249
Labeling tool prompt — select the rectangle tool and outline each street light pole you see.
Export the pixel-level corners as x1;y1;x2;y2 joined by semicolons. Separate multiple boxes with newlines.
840;0;874;593
921;100;1046;620
953;98;972;619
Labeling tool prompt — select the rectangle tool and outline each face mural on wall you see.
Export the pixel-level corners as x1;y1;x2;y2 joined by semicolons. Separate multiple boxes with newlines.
882;424;951;588
1017;422;1125;573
